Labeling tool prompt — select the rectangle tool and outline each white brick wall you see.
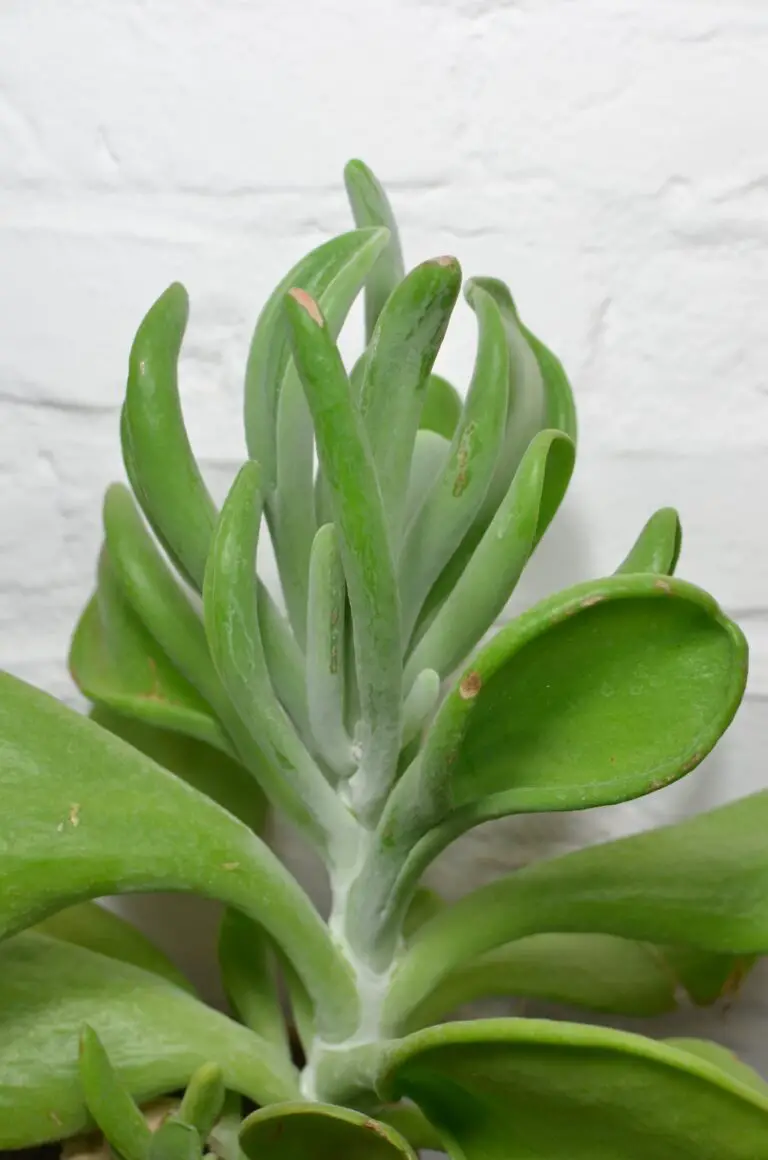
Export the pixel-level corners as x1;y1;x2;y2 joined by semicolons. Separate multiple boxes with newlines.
2;0;768;1073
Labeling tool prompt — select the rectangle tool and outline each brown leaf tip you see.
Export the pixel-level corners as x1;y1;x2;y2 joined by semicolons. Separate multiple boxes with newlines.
435;255;458;267
289;287;324;325
459;671;482;700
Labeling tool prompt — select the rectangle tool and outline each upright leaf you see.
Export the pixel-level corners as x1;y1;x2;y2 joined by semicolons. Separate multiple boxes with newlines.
79;1025;152;1160
0;673;357;1040
121;283;216;592
218;908;290;1058
306;524;354;777
380;1019;768;1159
177;1063;225;1140
344;158;406;340
419;374;462;440
0;934;297;1147
284;289;402;820
617;507;683;575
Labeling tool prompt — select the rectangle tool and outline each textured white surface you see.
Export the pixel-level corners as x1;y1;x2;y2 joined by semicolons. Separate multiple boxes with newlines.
2;0;768;1083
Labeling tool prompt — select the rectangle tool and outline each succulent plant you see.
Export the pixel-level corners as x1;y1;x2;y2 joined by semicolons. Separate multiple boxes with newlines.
2;159;768;1156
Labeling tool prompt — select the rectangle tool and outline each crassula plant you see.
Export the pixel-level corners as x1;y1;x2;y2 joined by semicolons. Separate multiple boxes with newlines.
3;159;768;1157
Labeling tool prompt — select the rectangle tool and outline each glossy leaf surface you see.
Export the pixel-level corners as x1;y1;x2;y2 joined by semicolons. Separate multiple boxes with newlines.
0;933;297;1147
240;1102;417;1160
381;1019;768;1158
0;672;356;1038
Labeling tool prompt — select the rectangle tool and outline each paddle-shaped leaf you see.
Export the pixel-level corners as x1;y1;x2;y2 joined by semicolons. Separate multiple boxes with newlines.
0;672;357;1039
398;282;509;641
121;283;216;592
386;791;768;1031
359;256;461;544
240;1102;417;1160
419;374;462;439
284;289;402;819
88;707;266;835
70;548;230;756
379;1019;768;1159
34;899;191;992
617;507;683;575
404;933;678;1031
79;1024;152;1160
0;933;297;1147
344;158;406;340
404;428;575;684
357;573;746;963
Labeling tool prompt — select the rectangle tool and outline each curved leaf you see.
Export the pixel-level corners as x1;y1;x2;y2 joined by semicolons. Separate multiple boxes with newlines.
218;908;290;1059
667;1039;768;1095
379;1019;768;1158
386;791;768;1031
398;282;509;641
344;159;406;340
69;549;230;756
284;289;402;820
240;1102;417;1160
79;1024;152;1160
419;374;462;440
359;256;462;543
404;429;450;528
34;899;191;993
306;524;353;777
404;933;678;1030
0;672;357;1040
0;933;297;1148
404;429;575;683
88;707;266;835
617;507;683;576
177;1063;225;1139
121;283;216;593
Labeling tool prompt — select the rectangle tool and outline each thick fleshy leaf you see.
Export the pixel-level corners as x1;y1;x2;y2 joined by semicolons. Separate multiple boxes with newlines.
359;574;746;963
359;257;462;543
284;289;402;819
667;1039;768;1095
240;1102;417;1160
404;429;575;683
398;282;509;641
404;933;678;1030
306;524;353;777
149;1119;201;1160
204;462;349;853
386;791;768;1031
344;159;406;340
404;430;450;528
379;1019;768;1158
218;908;290;1058
70;549;230;756
0;933;297;1147
88;707;266;835
177;1063;225;1140
617;508;683;575
0;673;357;1040
272;228;391;643
79;1024;152;1160
34;899;191;992
419;374;462;439
121;283;216;593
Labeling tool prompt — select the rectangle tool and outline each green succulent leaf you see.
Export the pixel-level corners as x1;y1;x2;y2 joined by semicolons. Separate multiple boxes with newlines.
399;282;510;641
34;899;191;993
218;908;290;1059
344;159;406;340
404;430;450;527
88;707;266;835
405;428;575;684
419;374;463;439
660;945;757;1006
386;791;768;1031
284;289;402;819
667;1039;768;1096
617;507;683;575
79;1023;152;1160
240;1102;417;1160
150;1119;202;1160
177;1063;225;1140
404;933;678;1030
379;1019;768;1159
121;282;216;593
359;256;462;544
0;672;357;1040
203;461;349;852
0;933;297;1147
70;548;230;756
306;524;353;777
